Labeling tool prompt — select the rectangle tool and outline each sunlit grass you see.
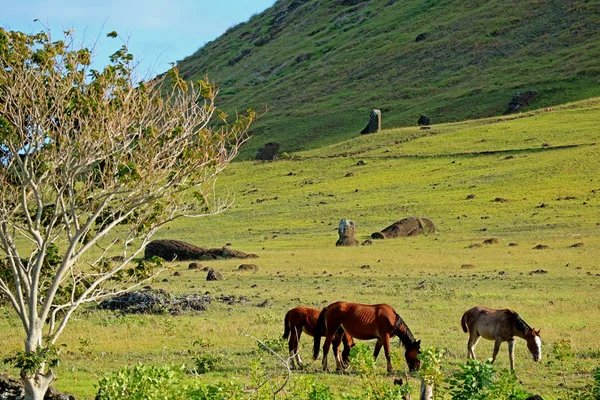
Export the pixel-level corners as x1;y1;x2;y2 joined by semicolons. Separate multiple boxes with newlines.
1;100;599;398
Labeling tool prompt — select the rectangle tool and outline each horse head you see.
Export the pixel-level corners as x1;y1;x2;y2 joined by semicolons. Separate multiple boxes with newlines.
525;328;542;362
405;339;421;372
396;321;421;372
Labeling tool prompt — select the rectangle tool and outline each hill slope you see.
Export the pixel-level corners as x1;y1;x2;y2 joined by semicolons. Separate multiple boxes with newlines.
177;0;600;158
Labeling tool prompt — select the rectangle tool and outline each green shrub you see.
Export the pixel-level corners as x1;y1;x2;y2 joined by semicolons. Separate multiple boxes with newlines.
96;363;189;400
257;336;286;354
594;367;600;399
447;359;531;400
487;369;532;400
306;380;335;400
419;346;446;399
193;352;222;374
187;381;244;400
342;379;411;400
448;359;496;400
348;343;377;375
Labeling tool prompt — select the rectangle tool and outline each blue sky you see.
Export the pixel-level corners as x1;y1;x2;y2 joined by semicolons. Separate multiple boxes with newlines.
1;0;276;78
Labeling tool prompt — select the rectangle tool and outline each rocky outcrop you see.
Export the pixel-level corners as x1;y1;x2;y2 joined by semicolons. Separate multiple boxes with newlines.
99;288;211;315
504;91;538;114
207;269;224;281
144;240;257;261
418;115;431;125
256;142;280;160
371;217;436;239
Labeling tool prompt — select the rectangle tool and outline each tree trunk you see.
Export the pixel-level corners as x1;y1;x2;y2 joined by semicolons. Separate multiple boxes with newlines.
21;369;55;400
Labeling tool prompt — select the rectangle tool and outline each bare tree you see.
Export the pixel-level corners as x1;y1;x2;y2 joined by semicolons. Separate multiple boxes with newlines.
0;28;254;400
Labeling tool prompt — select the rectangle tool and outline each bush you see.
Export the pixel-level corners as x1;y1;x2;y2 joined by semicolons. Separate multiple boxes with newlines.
193;353;222;374
96;363;244;400
306;380;335;400
342;379;411;400
447;359;531;400
187;381;244;400
348;343;377;375
96;363;189;400
257;336;286;354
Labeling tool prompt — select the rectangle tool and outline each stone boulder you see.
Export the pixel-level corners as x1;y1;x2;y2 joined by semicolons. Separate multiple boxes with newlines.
238;264;259;271
504;91;538;114
415;32;429;42
336;219;359;247
417;115;431;125
207;269;224;281
371;217;436;239
144;239;257;261
256;142;280;161
360;109;381;134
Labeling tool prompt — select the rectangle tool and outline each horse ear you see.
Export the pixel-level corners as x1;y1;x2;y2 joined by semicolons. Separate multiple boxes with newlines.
417;340;421;347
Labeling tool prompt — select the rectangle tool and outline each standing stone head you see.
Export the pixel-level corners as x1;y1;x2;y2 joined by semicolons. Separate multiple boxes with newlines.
336;219;359;246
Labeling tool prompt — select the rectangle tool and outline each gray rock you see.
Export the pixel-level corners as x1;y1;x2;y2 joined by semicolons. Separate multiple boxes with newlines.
371;217;436;239
417;115;431;125
207;269;223;281
256;142;280;160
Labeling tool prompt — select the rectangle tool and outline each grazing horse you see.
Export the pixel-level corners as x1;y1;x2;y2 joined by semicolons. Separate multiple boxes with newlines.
313;302;421;373
461;306;542;370
283;306;355;369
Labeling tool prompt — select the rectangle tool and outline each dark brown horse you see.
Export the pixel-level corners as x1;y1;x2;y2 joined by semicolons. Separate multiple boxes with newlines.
461;306;542;370
313;302;421;373
283;306;355;369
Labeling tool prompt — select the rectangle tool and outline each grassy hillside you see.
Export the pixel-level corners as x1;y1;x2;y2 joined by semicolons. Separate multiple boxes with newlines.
175;0;600;158
1;98;598;399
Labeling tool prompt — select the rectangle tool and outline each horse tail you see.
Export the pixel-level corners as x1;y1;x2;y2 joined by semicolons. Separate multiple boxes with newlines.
461;312;469;333
313;306;327;360
282;311;291;340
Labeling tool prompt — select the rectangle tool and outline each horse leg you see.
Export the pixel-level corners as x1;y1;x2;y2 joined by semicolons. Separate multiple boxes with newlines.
295;330;304;369
288;328;298;369
332;334;344;371
341;335;353;367
491;337;502;364
373;340;383;360
383;334;394;374
322;334;333;372
508;339;515;370
467;332;480;359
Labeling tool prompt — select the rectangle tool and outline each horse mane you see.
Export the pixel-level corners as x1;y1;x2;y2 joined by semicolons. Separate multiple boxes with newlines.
394;312;418;348
504;309;532;334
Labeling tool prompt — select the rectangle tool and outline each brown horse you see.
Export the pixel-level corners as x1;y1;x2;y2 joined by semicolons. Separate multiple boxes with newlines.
283;306;355;369
461;306;542;370
313;302;421;373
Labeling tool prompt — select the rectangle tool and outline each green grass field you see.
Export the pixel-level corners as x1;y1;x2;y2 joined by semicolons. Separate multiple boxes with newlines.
1;98;599;398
